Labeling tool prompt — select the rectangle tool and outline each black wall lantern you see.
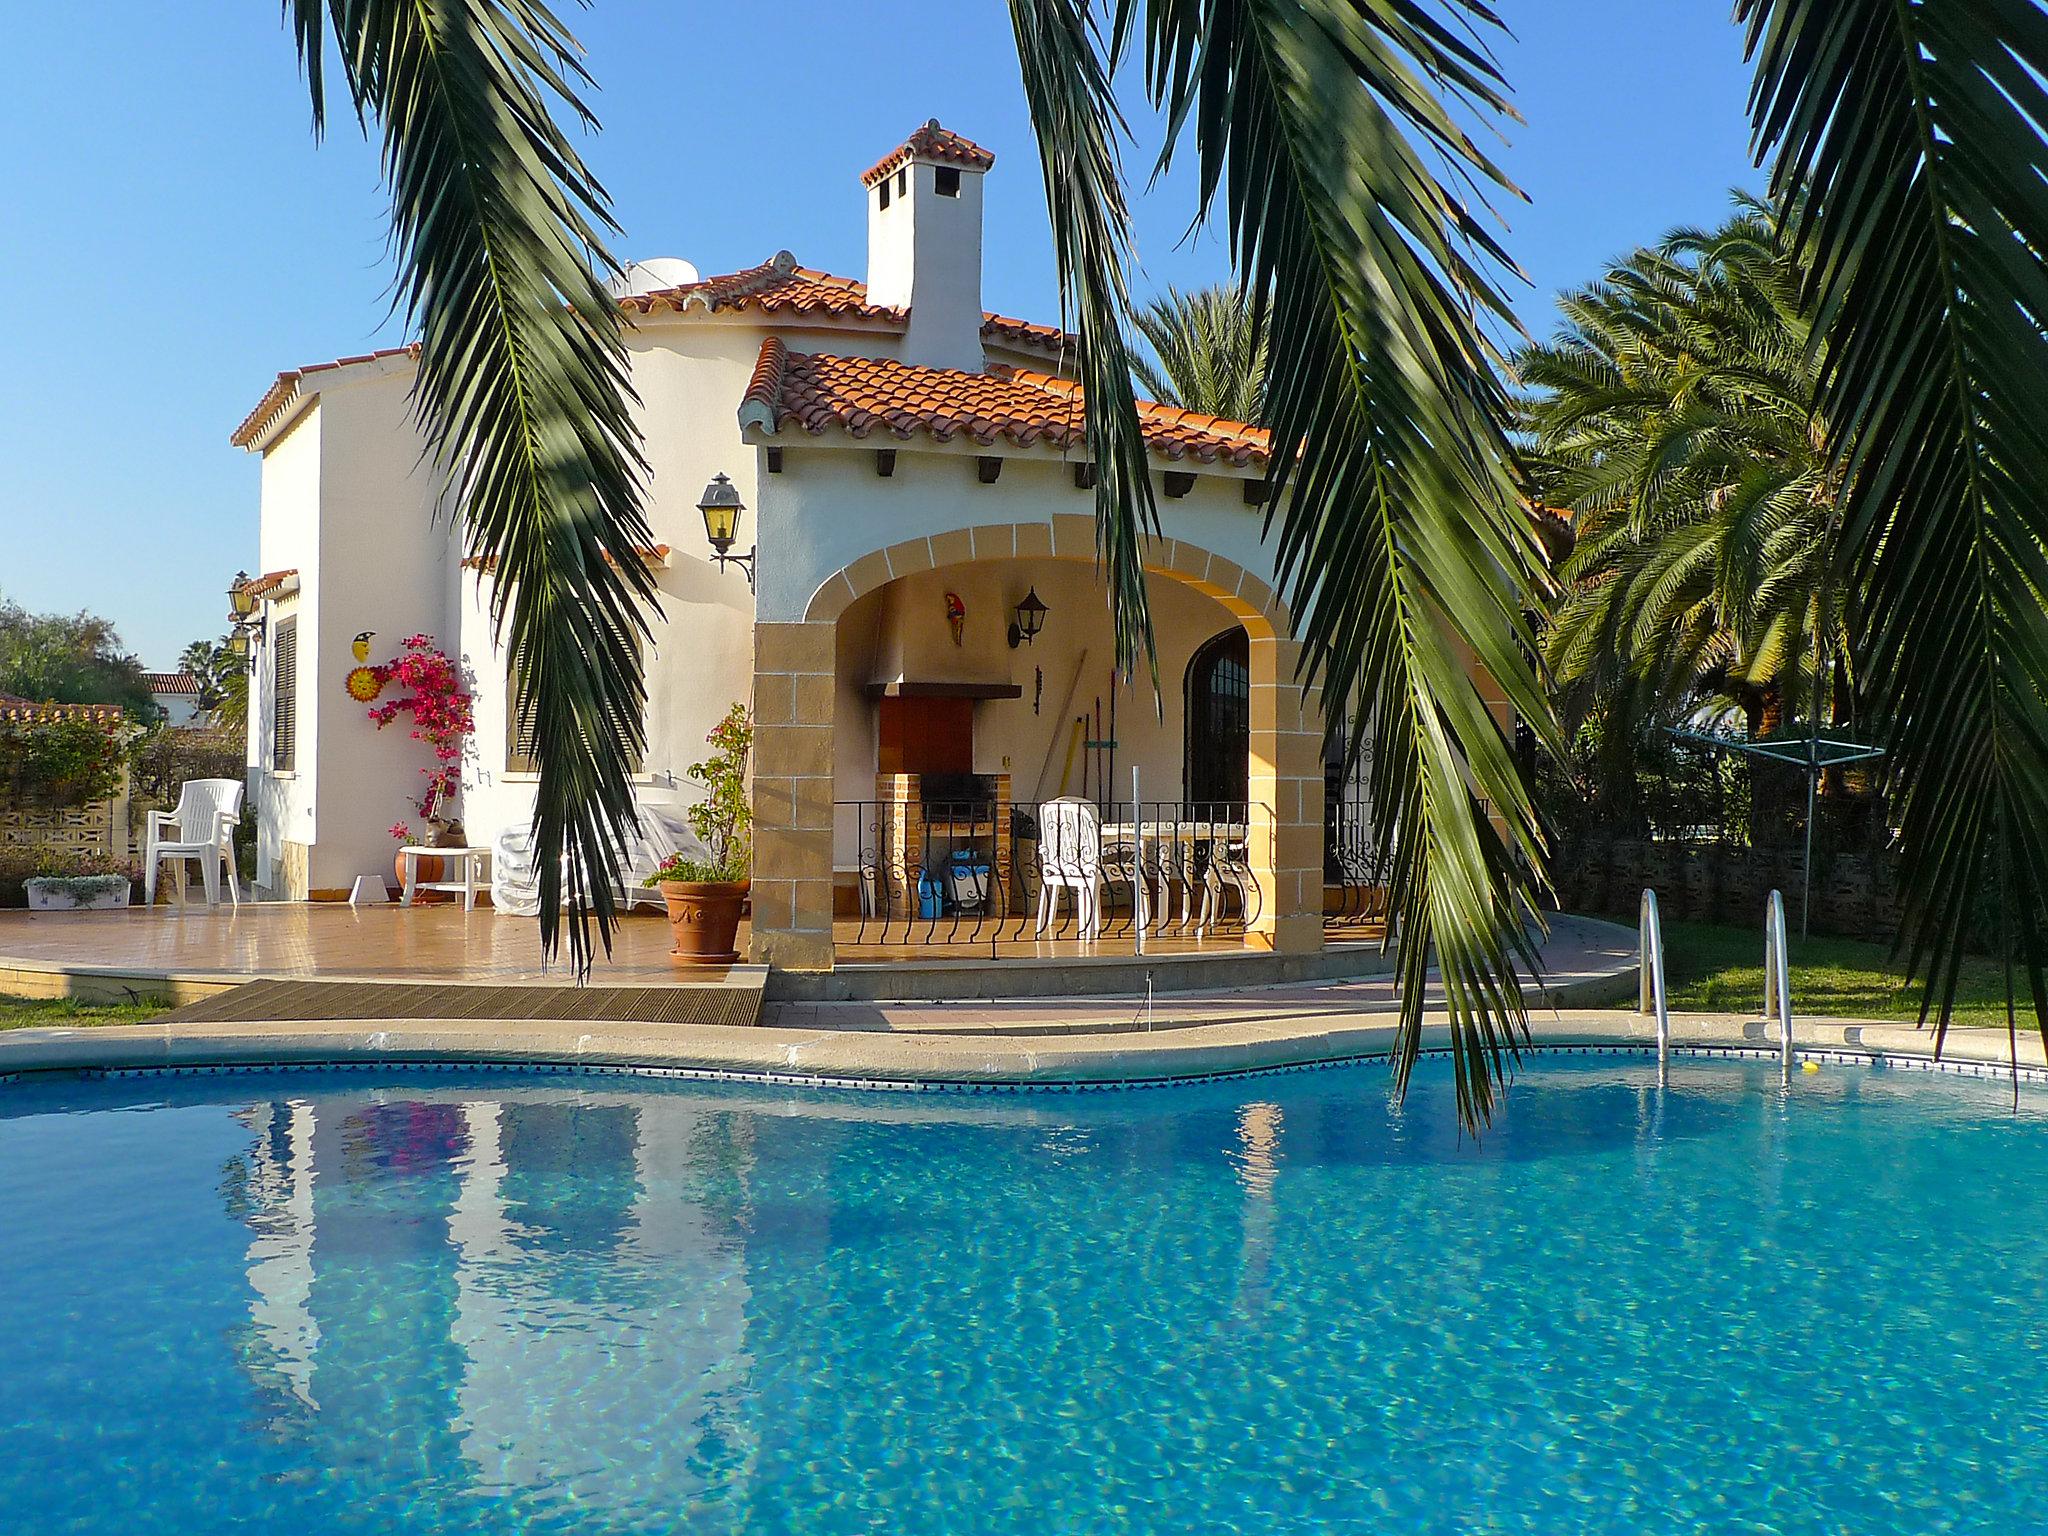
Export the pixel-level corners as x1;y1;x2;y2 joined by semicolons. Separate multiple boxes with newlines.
1007;587;1048;649
696;473;756;592
226;571;263;663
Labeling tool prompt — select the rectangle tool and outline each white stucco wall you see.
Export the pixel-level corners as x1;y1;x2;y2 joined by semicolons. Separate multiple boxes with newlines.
455;320;763;856
749;445;1277;627
247;317;790;892
304;370;461;894
248;406;321;895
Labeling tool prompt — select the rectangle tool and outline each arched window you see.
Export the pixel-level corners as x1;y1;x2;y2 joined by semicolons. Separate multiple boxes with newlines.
1184;627;1250;806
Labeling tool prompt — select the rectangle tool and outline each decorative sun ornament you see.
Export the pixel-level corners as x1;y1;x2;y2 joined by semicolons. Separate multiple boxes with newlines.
345;666;385;703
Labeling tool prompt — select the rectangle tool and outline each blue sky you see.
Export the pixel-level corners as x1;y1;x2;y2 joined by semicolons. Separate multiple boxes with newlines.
0;1;1760;670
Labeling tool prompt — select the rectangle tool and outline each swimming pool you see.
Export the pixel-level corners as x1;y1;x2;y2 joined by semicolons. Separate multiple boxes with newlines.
3;1054;2045;1533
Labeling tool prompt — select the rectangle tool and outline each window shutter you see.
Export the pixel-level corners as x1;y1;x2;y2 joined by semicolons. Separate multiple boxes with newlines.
507;661;539;775
505;626;642;777
271;618;298;772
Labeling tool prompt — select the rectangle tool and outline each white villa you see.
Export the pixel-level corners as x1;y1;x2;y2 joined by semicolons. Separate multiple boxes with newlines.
230;121;1491;976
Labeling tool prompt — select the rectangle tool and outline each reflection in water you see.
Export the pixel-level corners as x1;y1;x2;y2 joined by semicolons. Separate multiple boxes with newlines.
1232;1102;1283;1317
226;1101;321;1413
221;1088;762;1527
88;1060;2047;1535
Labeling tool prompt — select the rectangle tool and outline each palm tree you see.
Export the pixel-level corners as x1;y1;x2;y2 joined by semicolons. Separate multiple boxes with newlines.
1522;195;1849;742
280;0;2048;1120
277;1;655;978
179;637;250;734
1737;0;2048;1049
1131;284;1267;422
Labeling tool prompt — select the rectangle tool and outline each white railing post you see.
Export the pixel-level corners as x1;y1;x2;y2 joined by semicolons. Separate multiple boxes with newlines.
1640;887;1670;1086
1132;766;1146;955
1764;888;1793;1085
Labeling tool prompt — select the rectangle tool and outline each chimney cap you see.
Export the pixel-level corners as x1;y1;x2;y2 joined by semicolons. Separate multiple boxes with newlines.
861;121;996;188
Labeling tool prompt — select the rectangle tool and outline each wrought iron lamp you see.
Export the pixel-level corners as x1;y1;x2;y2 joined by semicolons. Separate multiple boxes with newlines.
1007;587;1048;649
696;473;756;592
227;571;263;661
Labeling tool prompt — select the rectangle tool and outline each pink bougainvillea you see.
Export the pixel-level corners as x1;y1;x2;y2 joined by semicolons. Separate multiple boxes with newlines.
365;635;474;842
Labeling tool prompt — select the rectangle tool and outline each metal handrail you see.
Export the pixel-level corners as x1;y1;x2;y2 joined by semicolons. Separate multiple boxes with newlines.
1639;888;1670;1086
1764;888;1794;1085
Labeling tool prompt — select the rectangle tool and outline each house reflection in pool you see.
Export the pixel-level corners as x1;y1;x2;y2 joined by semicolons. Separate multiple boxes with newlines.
223;1087;764;1515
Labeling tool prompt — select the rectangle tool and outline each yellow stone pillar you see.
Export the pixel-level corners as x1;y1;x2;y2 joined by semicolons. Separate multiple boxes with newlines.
749;620;837;972
1246;634;1327;955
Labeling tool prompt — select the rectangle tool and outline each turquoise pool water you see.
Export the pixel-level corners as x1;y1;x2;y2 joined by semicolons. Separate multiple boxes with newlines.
4;1055;2046;1533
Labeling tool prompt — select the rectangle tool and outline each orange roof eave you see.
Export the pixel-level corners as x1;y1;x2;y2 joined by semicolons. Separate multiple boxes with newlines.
233;256;1080;449
739;337;1270;473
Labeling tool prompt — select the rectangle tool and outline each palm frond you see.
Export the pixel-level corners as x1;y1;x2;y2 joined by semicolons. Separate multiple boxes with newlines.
1013;0;1555;1129
288;0;655;975
1007;0;1162;681
1739;0;2048;1051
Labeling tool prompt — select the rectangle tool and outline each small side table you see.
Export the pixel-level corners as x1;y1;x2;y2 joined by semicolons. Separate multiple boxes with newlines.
399;845;490;911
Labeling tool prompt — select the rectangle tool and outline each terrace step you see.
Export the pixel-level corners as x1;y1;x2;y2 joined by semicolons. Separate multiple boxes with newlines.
151;976;764;1030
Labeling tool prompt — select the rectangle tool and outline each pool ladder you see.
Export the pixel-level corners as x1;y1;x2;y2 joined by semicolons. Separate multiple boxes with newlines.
1639;888;1670;1086
1764;888;1794;1086
1642;885;1797;1088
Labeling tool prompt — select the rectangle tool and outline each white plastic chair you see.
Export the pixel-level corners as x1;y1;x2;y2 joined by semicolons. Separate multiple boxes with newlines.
1196;837;1255;940
561;803;712;913
1034;797;1104;938
145;778;244;908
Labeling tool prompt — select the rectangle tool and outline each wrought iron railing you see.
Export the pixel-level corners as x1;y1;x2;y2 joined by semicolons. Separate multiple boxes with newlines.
1324;795;1390;930
834;799;1260;953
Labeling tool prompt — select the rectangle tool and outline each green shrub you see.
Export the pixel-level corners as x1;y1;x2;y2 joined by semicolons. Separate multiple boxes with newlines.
131;727;243;803
0;716;129;808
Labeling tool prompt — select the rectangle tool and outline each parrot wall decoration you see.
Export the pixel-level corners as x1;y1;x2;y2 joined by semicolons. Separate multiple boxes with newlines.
344;631;385;702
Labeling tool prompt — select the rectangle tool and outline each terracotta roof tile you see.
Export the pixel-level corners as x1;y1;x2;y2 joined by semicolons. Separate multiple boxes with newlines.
230;345;419;448
861;121;995;188
741;340;1270;469
981;311;1077;356
0;696;127;726
239;569;300;600
620;252;906;324
235;252;1075;448
144;673;202;695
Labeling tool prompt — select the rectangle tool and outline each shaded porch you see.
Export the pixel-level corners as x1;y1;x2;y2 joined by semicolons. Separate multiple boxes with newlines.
751;517;1338;973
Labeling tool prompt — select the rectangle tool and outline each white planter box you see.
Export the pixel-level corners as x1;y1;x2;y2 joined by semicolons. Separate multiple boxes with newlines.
25;877;133;912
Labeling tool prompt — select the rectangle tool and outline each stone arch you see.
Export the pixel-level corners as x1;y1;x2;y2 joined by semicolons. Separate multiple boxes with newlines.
802;514;1293;640
750;516;1325;972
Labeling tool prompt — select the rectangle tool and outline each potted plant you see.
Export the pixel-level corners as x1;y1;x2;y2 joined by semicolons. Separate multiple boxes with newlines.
366;635;474;901
647;703;752;964
23;853;135;911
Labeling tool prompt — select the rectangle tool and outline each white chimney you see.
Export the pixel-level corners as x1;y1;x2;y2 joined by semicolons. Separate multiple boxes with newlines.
863;121;992;373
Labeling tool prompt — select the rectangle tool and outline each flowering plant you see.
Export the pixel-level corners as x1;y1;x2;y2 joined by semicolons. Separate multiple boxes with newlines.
365;634;474;842
643;703;752;884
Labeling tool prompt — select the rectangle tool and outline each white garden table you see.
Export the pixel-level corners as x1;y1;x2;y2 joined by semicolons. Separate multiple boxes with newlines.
1098;820;1244;935
399;845;490;912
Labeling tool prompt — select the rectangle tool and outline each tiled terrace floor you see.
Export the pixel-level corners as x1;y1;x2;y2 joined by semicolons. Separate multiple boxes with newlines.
0;902;1276;988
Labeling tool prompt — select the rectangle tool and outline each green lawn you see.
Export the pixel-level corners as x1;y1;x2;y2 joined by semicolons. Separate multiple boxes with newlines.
0;991;165;1031
1641;918;2026;1029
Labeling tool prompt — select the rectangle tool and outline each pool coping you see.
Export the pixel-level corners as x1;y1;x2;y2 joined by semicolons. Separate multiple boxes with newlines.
3;1008;2042;1092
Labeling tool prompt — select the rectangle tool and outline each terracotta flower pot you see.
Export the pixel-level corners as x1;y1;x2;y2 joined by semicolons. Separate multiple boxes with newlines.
659;879;750;964
398;849;448;904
